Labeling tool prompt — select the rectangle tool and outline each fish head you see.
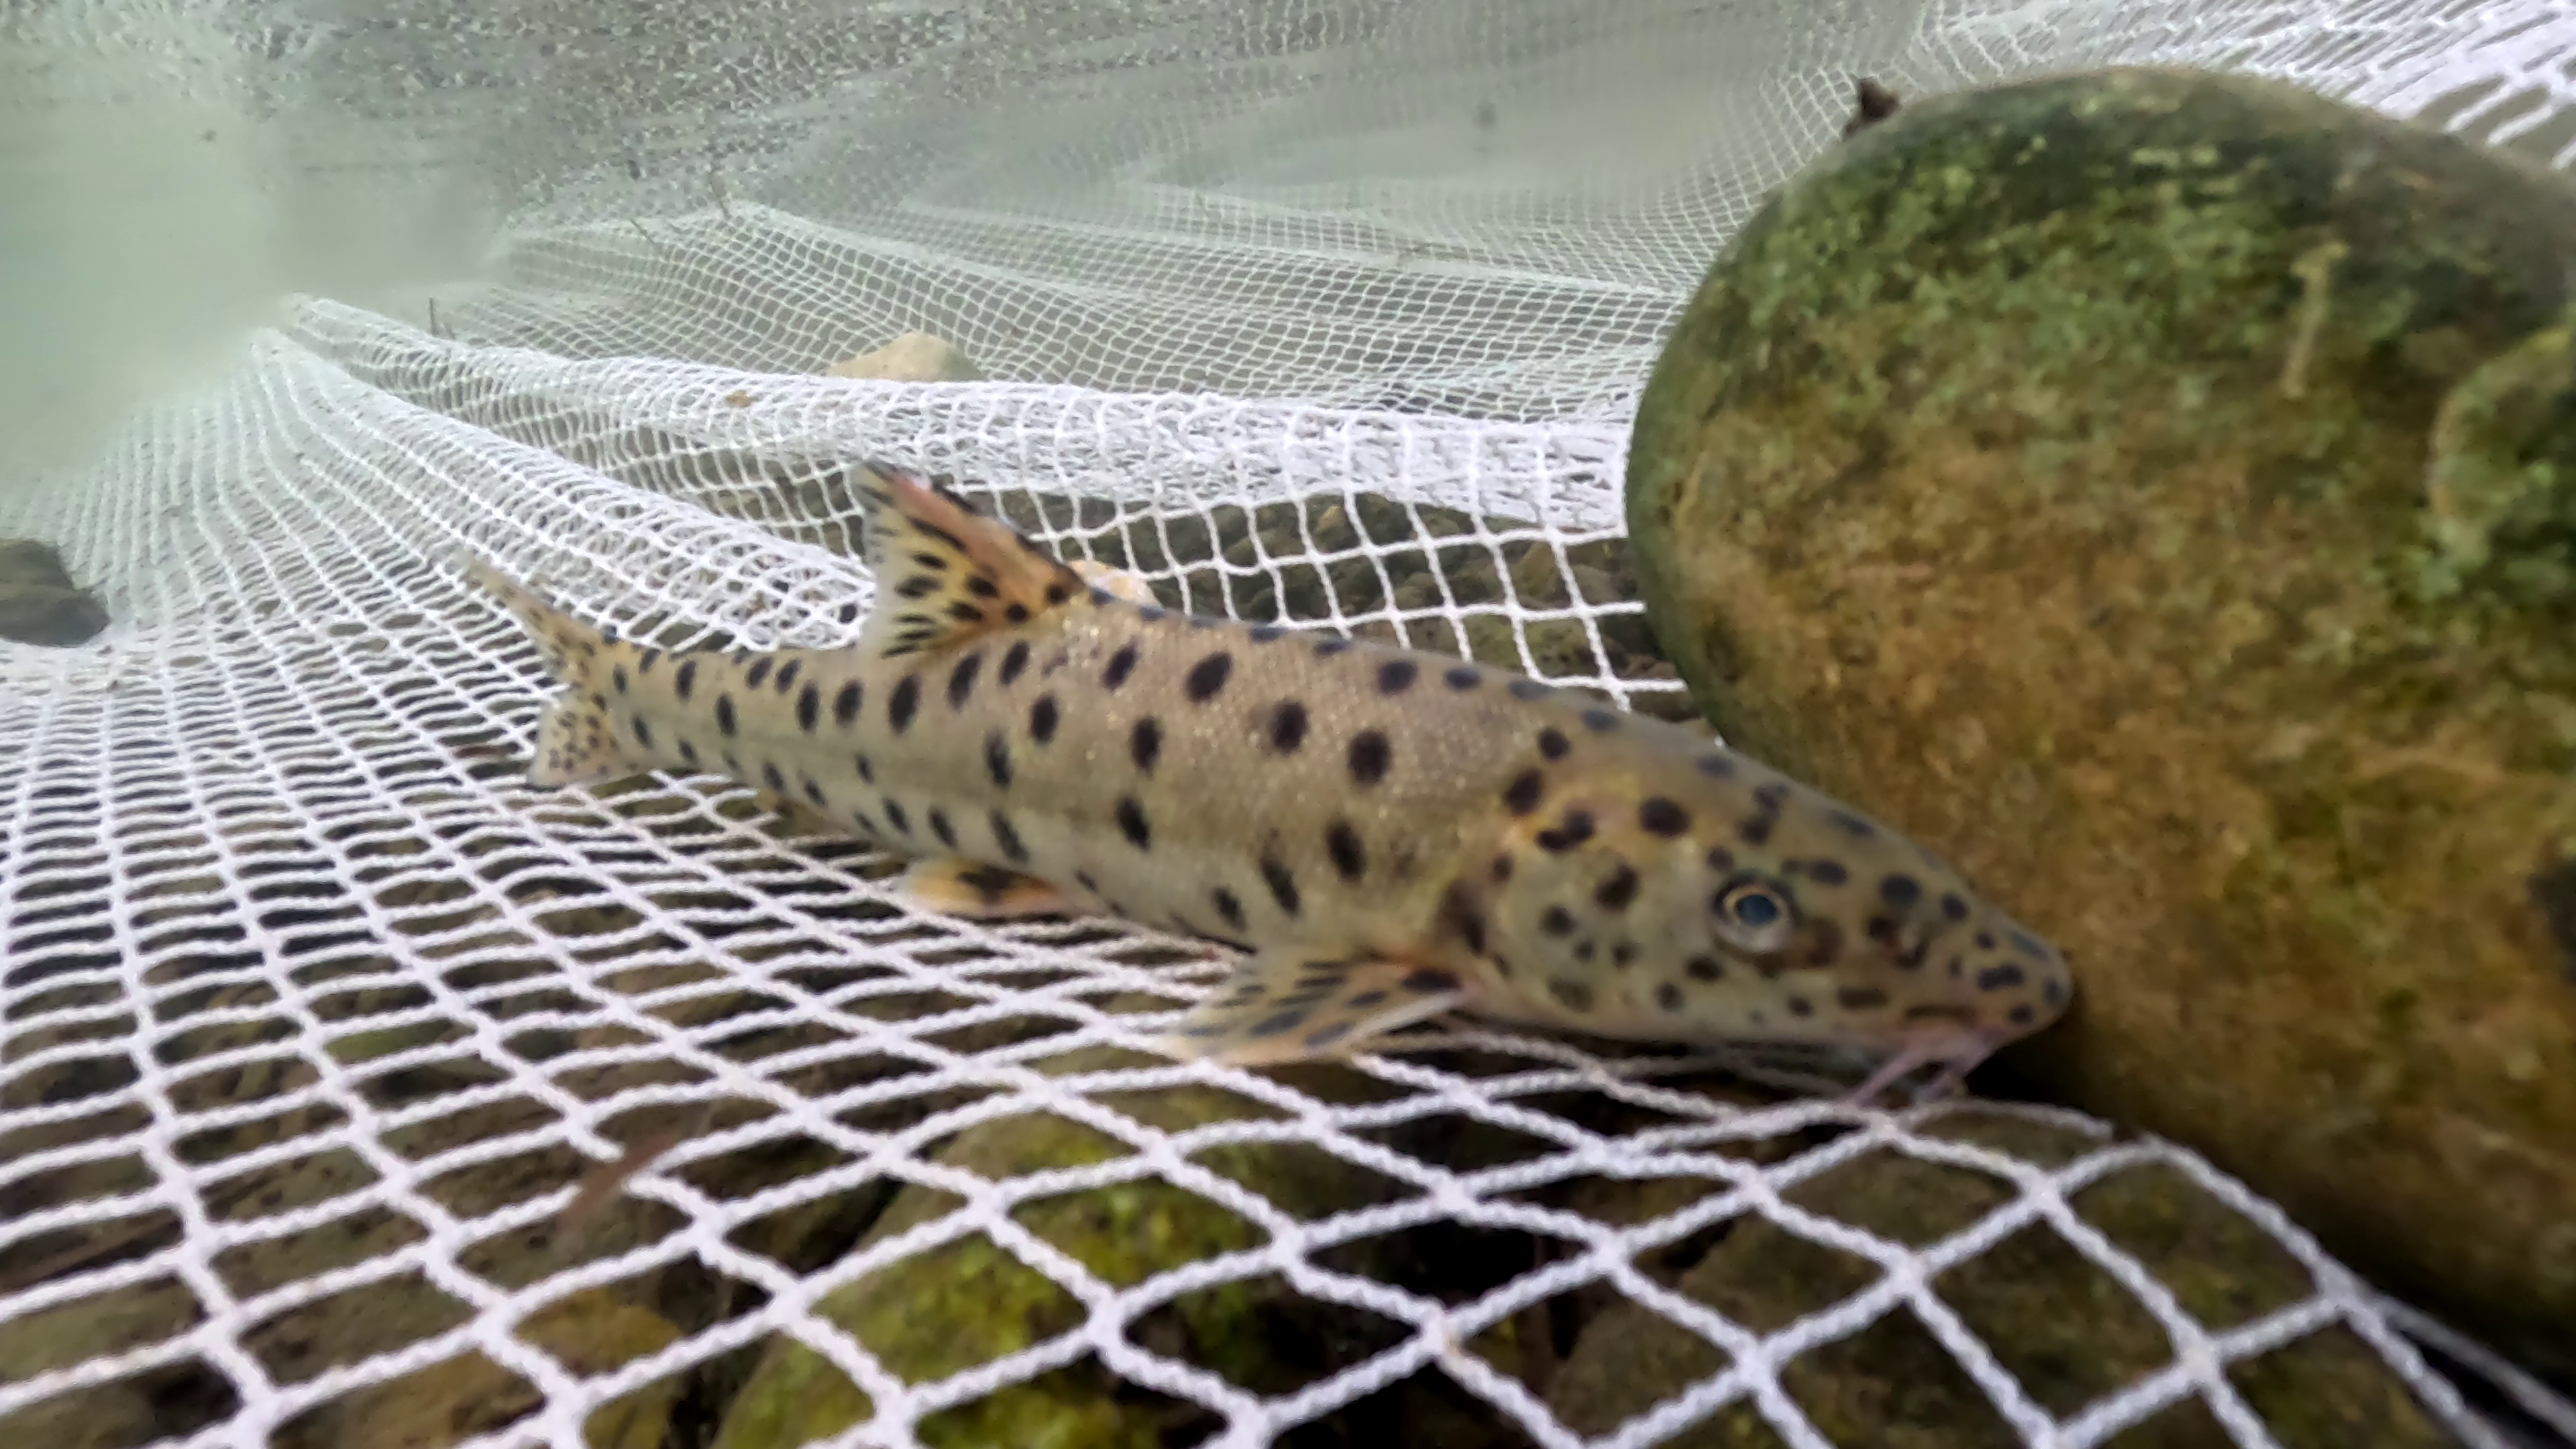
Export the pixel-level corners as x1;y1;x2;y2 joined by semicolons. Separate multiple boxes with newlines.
1485;757;2072;1066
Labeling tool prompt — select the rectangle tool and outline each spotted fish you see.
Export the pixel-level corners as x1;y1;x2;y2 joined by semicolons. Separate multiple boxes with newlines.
463;463;2072;1103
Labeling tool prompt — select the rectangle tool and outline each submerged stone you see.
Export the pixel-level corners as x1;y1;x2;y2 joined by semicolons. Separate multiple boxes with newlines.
1625;64;2576;1377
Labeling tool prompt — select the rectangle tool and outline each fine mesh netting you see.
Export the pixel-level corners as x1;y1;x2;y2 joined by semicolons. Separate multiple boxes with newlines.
6;2;2576;1446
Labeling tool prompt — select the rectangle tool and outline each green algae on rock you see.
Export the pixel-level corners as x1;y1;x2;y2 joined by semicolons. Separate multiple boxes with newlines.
1624;63;2576;1378
1546;1114;2455;1447
710;1031;1413;1449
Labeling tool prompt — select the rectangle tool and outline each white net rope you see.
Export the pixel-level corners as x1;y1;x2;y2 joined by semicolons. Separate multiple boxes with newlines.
5;2;2576;1447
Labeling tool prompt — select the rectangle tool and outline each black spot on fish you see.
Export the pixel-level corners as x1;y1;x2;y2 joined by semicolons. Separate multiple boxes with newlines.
1210;888;1246;932
948;652;982;708
1686;955;1722;981
1975;932;1996;950
2011;930;2048;959
1808;859;1848;886
638;649;661;673
1315;638;1352;657
1267;701;1309;754
835;682;863;727
612;666;629;694
1837;986;1889;1011
1304;1022;1352;1049
1502;769;1544;815
1136;605;1169;623
883;799;911;835
1006;604;1030;625
947;602;985;624
985;732;1013;789
1491;854;1513;882
928;808;959;849
1399;967;1452;994
632;717;652;749
1880;874;1922;908
715;695;737;737
1326;820;1366;881
762;761;786;792
775;661;800;694
1104;643;1141;690
1185;652;1233;702
1509;679;1550;701
896;576;938;600
1347;730;1391;786
1595;865;1639;910
990;810;1028;864
1075;871;1099;894
1941;893;1970;922
1977;964;2026;991
1029;694;1060;743
1548;979;1595;1013
1639;799;1688;837
1826;811;1874;838
1580;708;1619;733
1537;727;1570;760
1130;718;1163;773
1536;810;1595;853
966;574;999;599
1000;641;1030;686
1695;754;1733;778
1251;1009;1306;1038
804;779;827;807
888;676;919;733
1377;659;1417;694
2044;977;2068;1007
1656;982;1684;1012
1441;885;1488;955
1573;941;1596;963
2009;1004;2036;1026
796;684;820;733
1540;906;1574;936
1260;855;1301;915
675;660;697;700
1116;796;1152;850
1444;665;1479;691
744;659;773;689
1737;815;1774;847
1249;625;1286;643
1786;996;1814;1018
678;739;699;766
910;551;946;572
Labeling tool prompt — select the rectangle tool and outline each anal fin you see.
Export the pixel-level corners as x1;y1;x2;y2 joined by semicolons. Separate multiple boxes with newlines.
900;857;1078;919
1159;952;1472;1067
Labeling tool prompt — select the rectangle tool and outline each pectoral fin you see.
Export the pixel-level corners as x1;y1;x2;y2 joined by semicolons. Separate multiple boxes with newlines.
898;856;1079;919
1159;952;1471;1067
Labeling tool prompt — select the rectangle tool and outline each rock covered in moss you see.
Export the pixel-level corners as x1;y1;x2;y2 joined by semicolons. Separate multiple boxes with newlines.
1547;1114;2455;1446
1625;64;2576;1376
710;1032;1417;1449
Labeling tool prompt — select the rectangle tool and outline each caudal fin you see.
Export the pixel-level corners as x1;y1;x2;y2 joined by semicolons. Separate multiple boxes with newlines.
458;554;641;790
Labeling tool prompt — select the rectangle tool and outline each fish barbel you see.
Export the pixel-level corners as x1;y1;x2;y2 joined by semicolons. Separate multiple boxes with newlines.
464;463;2072;1103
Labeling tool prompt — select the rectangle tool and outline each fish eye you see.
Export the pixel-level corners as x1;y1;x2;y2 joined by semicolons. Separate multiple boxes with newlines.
1710;876;1798;952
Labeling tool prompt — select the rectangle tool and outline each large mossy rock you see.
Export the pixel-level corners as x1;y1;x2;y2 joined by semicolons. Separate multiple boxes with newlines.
1625;65;2576;1377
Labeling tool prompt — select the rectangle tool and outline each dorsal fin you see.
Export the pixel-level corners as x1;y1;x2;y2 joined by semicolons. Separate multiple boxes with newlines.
855;462;1090;658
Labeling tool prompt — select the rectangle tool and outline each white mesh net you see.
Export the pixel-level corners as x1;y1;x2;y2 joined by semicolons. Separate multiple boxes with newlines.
5;2;2576;1447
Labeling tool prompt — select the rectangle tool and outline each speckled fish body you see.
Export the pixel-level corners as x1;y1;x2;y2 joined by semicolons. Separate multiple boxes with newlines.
465;464;2072;1102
